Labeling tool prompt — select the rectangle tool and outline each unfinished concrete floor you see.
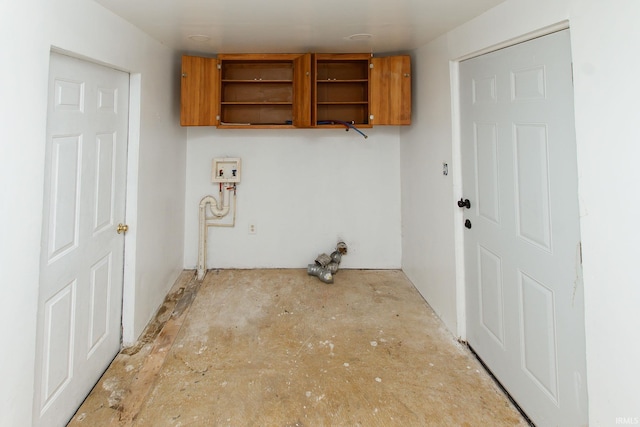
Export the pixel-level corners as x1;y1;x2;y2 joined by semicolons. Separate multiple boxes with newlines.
69;269;526;426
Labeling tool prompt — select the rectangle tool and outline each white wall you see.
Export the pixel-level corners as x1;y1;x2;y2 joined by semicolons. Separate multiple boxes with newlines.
184;127;402;270
400;35;458;332
0;0;186;424
401;0;640;423
0;2;49;426
569;1;640;423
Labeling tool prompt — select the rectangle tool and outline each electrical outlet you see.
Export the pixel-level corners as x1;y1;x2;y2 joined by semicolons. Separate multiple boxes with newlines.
248;224;256;234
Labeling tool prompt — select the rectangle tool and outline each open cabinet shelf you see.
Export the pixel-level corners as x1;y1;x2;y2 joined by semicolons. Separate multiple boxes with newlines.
217;54;309;128
313;54;372;127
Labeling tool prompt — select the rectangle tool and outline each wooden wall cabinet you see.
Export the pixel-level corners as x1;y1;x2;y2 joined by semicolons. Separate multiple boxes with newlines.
217;53;310;128
313;53;372;128
312;54;411;127
180;53;410;128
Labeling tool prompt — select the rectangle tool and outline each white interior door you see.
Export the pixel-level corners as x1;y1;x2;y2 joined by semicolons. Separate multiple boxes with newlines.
33;52;129;426
460;30;588;426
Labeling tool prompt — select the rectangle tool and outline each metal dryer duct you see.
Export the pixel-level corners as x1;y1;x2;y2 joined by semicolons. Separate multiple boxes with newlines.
307;241;348;283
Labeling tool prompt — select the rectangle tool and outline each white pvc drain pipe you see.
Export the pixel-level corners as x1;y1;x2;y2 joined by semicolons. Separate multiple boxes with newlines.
197;185;236;281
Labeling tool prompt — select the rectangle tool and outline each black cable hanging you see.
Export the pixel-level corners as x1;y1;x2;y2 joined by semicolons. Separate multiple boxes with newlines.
317;120;368;139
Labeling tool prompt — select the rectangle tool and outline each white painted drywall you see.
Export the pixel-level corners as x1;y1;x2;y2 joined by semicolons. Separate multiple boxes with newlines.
400;0;640;423
0;0;186;424
184;127;402;270
569;2;640;423
400;35;458;333
0;2;49;426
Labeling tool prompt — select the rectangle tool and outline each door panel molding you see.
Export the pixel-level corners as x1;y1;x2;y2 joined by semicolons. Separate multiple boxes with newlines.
34;52;129;427
460;29;587;425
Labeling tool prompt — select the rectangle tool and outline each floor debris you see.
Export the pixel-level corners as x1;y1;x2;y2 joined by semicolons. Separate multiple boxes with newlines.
69;269;527;426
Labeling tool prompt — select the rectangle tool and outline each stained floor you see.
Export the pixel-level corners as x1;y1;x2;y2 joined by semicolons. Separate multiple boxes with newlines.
69;269;527;426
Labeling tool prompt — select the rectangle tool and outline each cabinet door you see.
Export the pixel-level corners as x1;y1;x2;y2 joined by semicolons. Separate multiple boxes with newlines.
293;53;311;127
370;55;411;125
180;55;219;126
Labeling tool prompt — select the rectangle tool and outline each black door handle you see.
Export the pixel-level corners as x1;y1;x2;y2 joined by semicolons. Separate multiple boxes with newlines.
457;198;471;209
465;219;472;229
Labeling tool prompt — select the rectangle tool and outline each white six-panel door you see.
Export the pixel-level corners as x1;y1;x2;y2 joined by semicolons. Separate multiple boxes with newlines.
33;52;129;426
460;30;588;426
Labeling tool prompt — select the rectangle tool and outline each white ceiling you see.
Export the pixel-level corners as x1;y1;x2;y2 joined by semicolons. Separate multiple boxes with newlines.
94;0;507;55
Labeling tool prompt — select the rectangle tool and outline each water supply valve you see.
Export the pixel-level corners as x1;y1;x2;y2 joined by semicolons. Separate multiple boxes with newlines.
212;158;241;183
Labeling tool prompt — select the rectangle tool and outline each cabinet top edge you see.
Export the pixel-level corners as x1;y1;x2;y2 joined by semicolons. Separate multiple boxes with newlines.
183;53;382;61
218;53;307;61
314;53;373;60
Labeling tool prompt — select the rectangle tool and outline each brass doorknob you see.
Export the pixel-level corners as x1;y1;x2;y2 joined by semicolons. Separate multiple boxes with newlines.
116;223;129;234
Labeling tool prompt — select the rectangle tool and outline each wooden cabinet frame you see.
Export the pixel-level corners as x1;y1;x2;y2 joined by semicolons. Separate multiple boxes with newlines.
217;53;310;129
180;53;410;128
313;53;372;128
